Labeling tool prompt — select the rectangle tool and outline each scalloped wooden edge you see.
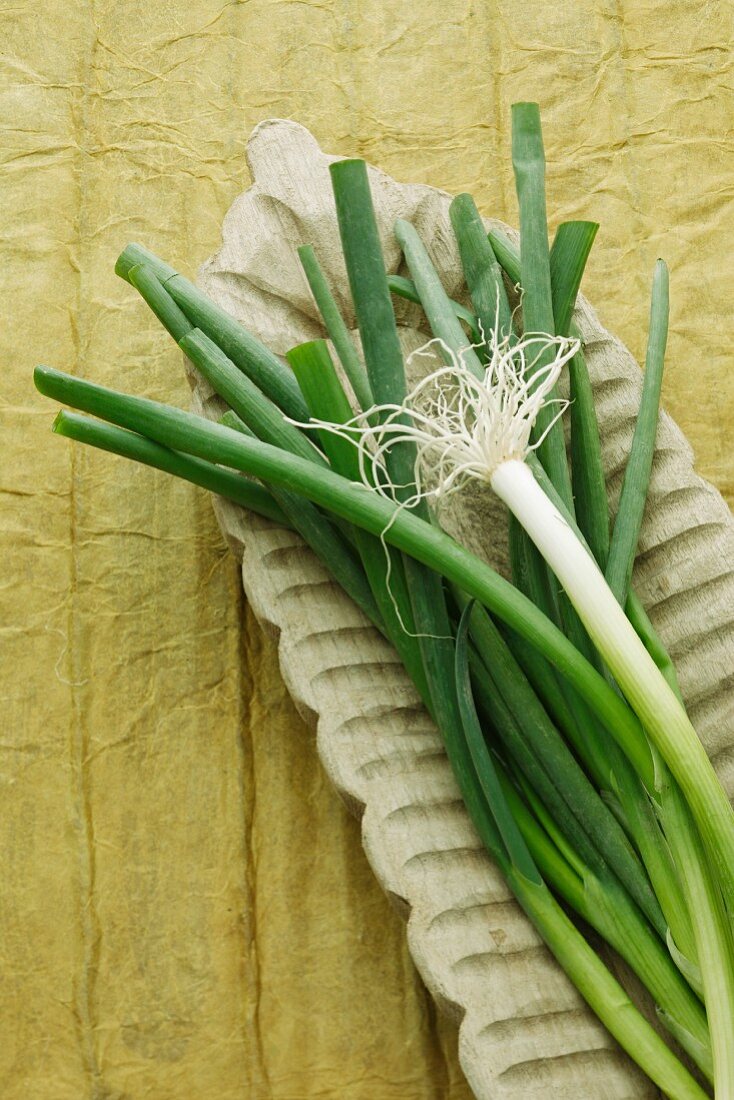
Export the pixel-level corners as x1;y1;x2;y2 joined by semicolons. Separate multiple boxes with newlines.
184;119;734;1100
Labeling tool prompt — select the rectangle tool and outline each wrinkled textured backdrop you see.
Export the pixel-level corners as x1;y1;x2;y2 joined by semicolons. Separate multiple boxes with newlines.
2;2;733;1097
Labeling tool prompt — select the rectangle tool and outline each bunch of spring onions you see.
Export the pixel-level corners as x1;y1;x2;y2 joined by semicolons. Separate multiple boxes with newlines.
35;103;734;1099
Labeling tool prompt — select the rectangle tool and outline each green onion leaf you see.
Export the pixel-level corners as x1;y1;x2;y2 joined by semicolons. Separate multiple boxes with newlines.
53;410;286;524
548;221;599;338
34;363;660;792
449;192;513;346
511;102;573;507
297;244;374;412
606;259;669;606
181;328;325;465
455;602;541;882
394;218;484;378
116;243;310;424
387;274;480;342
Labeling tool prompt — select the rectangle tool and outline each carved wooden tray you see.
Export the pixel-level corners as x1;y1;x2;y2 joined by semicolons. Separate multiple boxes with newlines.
184;120;734;1099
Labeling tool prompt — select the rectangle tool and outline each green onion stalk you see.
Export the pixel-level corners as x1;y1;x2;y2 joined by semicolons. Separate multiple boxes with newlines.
34;355;716;1096
473;197;705;977
487;104;734;1096
35;366;710;1100
336;217;734;1091
33;103;734;1098
400;104;733;1096
285;297;734;944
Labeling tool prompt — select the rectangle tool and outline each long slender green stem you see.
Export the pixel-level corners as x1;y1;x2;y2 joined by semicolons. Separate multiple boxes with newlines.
329;162;406;414
548;221;599;338
511;103;573;508
33;365;657;790
393;218;484;377
218;410;383;632
128;263;195;343
297;244;374;411
116;243;310;424
327;161;422;498
449;193;513;345
606;259;669;605
329;160;460;757
567;334;612;565
663;775;734;1097
287;338;429;702
181;328;325;467
491;227;697;969
511;105;555;336
455;608;707;1099
457;590;665;935
285;339;361;477
491;456;734;921
488;227;521;285
553;298;699;977
53;410;287;524
386;274;480;342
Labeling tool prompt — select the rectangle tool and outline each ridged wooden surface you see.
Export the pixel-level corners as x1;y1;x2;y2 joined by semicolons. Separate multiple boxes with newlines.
185;120;734;1100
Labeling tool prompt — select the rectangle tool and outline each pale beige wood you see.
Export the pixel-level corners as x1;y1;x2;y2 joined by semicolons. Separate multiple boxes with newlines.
183;119;734;1099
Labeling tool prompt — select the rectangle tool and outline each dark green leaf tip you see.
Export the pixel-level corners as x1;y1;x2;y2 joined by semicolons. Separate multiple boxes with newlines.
34;364;62;398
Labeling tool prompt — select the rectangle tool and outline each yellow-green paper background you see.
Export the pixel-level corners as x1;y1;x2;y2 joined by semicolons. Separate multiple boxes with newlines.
3;2;733;1097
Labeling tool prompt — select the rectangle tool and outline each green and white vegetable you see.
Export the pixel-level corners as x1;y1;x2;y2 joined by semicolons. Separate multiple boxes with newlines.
35;103;734;1099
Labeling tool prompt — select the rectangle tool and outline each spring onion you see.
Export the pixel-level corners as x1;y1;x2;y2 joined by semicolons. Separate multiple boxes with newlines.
35;102;734;1097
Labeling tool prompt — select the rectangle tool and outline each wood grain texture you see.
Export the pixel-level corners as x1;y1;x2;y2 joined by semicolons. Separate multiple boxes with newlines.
185;120;734;1100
